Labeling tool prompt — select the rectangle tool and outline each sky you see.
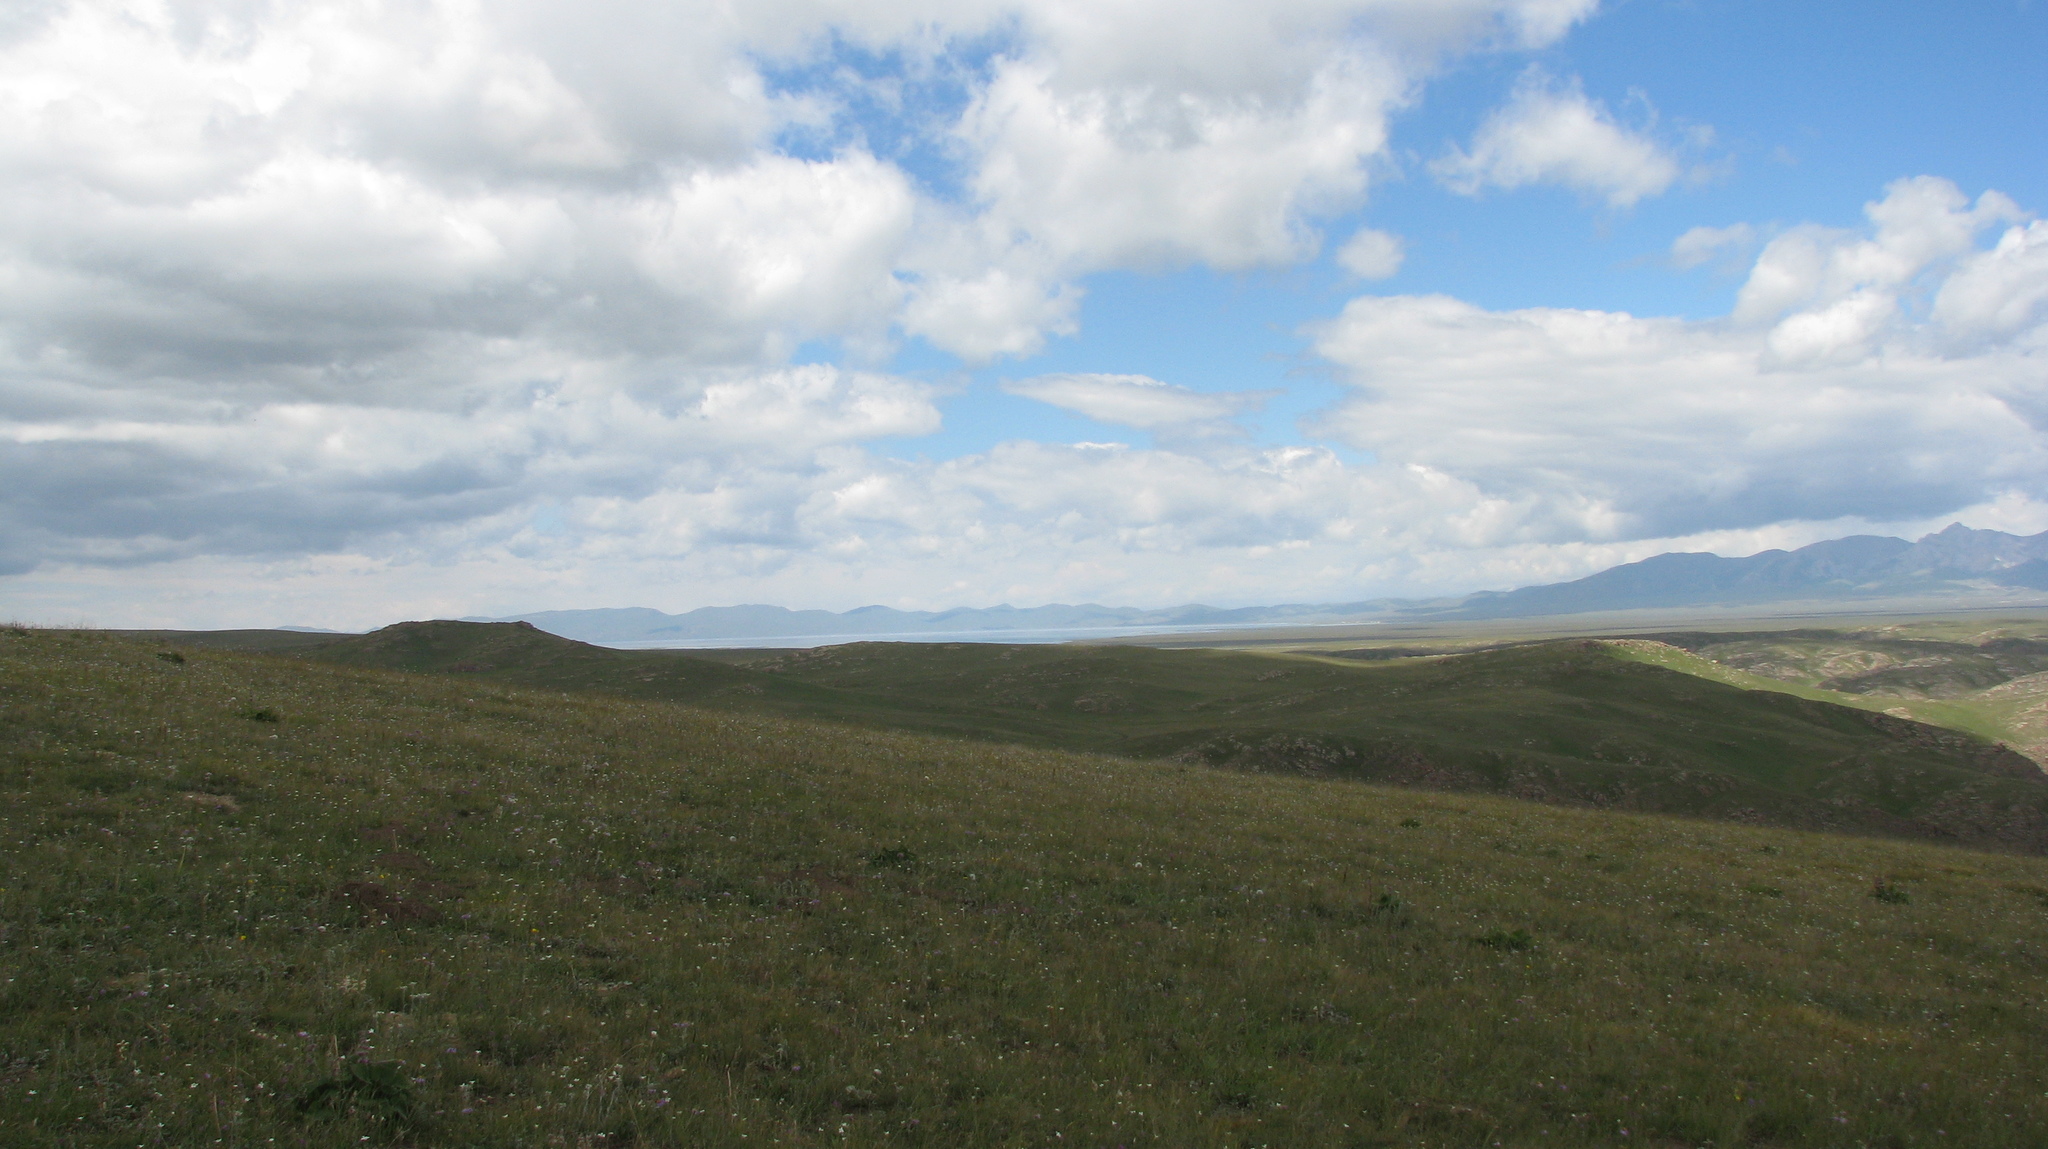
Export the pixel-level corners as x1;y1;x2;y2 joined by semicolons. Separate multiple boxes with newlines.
2;0;2046;630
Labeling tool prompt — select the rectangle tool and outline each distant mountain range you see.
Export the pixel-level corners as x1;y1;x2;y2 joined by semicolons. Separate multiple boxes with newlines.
462;599;1398;644
468;523;2048;645
1436;523;2048;620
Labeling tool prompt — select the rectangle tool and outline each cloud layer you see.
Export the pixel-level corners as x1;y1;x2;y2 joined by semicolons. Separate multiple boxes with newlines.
4;4;2046;627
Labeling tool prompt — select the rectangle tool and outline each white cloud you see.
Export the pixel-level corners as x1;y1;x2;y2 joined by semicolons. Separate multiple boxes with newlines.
1337;228;1405;278
1669;223;1754;269
894;0;1594;356
1729;176;2028;364
956;55;1396;273
1433;69;1685;207
1003;373;1269;431
0;364;940;574
0;0;1599;378
1933;219;2048;347
23;446;2030;631
0;434;1540;622
897;262;1082;362
1311;178;2048;542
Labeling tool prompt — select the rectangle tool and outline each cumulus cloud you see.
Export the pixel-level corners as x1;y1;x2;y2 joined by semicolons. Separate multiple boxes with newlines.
896;262;1083;362
1003;373;1271;432
955;55;1395;274
1337;228;1405;278
0;0;1596;380
897;0;1595;356
1729;176;2027;364
1433;69;1685;207
1312;177;2048;541
1934;220;2048;346
1669;223;1754;269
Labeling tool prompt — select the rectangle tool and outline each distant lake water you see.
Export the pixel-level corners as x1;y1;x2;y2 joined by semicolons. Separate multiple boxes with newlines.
598;620;1379;650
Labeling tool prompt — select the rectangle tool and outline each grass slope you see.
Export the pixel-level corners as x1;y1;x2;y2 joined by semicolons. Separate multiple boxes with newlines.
267;622;2048;854
1612;623;2048;767
8;628;2048;1146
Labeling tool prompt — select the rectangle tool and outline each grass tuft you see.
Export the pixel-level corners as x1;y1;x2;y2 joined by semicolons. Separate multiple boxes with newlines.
1474;927;1537;952
865;847;919;870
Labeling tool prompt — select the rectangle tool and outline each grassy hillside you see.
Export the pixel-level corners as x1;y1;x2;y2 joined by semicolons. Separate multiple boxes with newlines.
8;627;2048;1145
257;622;2048;854
1615;621;2048;766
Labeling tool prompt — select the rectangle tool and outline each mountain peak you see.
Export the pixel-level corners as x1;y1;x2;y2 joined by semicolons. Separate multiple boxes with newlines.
1925;522;1981;540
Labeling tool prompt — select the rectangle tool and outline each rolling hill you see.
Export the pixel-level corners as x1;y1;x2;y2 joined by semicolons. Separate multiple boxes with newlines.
189;619;2048;854
8;625;2048;1146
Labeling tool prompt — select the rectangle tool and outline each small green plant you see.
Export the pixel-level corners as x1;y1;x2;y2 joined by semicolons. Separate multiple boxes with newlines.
243;707;281;722
1872;878;1911;904
294;1060;417;1126
1742;883;1785;898
1369;891;1412;927
867;847;919;869
1399;817;1422;828
155;650;185;663
1475;928;1536;951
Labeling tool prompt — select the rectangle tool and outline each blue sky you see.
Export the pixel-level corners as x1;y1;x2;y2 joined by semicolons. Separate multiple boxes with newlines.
1;0;2044;628
906;0;2048;453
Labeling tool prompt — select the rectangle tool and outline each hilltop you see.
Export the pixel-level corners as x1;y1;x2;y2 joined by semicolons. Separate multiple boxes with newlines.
7;626;2048;1146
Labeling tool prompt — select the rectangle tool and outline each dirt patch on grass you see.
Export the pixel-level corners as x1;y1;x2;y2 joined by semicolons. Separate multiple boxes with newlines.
332;880;443;925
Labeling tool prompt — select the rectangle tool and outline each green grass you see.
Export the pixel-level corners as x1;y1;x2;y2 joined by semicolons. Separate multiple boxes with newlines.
1601;639;2016;744
1198;611;2048;769
1603;623;2048;764
258;622;2048;854
8;628;2048;1146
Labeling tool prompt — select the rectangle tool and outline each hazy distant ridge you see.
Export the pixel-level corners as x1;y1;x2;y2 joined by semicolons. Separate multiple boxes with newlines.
466;599;1396;644
1437;523;2048;620
474;524;2048;643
